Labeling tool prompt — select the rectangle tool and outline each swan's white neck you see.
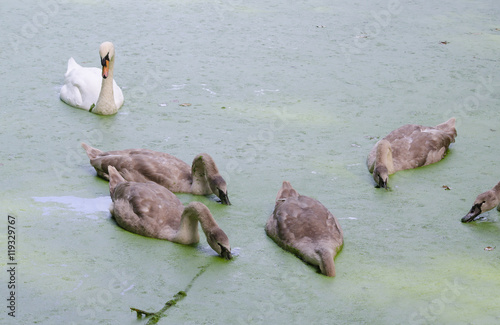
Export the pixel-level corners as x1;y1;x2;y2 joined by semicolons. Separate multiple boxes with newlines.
93;58;117;115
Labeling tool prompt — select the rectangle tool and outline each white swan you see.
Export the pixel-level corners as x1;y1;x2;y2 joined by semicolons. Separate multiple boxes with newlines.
60;42;124;115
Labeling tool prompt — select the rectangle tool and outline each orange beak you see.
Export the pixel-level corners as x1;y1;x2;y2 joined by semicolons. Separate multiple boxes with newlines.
101;53;110;79
102;59;109;79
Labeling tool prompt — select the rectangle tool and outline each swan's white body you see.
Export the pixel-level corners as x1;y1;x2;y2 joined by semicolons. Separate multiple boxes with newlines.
60;42;124;114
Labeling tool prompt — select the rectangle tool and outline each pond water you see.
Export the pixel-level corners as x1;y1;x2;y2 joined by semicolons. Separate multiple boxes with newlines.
1;0;500;324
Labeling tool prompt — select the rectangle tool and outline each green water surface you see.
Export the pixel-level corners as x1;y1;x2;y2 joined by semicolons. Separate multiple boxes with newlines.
1;0;499;324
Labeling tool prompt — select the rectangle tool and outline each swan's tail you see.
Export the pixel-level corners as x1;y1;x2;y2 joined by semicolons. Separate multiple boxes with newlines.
65;57;79;76
436;117;457;136
276;181;299;201
108;166;125;196
81;142;103;160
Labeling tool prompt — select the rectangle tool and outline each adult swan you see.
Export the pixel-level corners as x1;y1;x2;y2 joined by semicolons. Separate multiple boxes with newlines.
60;42;124;115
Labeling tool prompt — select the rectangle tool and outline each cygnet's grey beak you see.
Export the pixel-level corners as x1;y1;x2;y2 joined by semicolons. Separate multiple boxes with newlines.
461;203;482;223
219;189;231;205
219;245;232;260
376;177;388;190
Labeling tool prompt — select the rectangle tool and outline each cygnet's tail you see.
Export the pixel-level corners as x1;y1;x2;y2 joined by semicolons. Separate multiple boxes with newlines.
108;166;125;196
436;117;457;137
276;181;300;201
81;142;103;160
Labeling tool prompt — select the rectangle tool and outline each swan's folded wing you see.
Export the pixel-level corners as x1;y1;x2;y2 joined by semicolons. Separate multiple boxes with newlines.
61;64;102;110
60;82;84;108
274;197;331;243
386;125;455;170
113;181;182;236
